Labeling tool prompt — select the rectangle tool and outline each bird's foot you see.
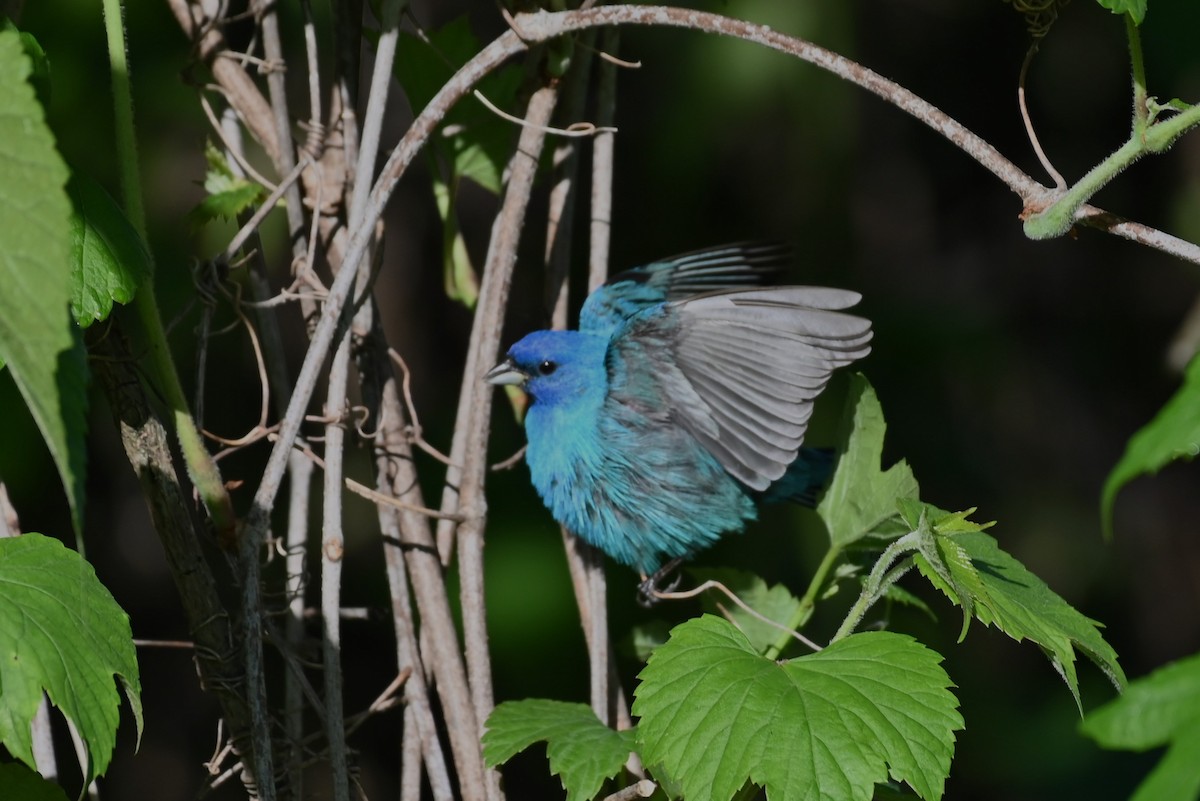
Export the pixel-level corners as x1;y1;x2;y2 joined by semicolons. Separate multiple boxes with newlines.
637;558;684;608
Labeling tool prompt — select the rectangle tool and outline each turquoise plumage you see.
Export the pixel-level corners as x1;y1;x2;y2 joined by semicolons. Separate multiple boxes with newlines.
486;244;871;577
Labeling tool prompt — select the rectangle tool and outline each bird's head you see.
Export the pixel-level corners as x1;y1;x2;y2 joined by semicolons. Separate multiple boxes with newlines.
485;330;606;408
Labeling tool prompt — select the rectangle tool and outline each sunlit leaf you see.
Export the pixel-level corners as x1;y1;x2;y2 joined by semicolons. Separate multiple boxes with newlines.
0;534;143;784
0;30;86;536
1102;353;1200;538
1082;651;1200;801
484;700;636;801
818;374;919;547
634;616;961;801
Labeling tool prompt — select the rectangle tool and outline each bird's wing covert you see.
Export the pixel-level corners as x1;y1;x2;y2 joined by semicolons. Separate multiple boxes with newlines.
613;287;873;491
579;242;790;336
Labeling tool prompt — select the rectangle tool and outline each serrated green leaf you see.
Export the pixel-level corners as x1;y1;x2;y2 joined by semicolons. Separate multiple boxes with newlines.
483;700;636;801
692;568;803;654
818;375;919;547
0;19;50;108
0;762;71;801
0;30;87;537
1082;652;1200;801
634;616;961;801
0;533;142;784
913;525;1125;711
1082;651;1200;748
67;173;152;328
1102;353;1200;538
395;16;521;193
188;142;268;229
1094;0;1146;24
187;181;266;228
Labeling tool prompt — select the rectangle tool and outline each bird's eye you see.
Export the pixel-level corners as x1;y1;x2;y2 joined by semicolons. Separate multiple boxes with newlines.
537;360;558;376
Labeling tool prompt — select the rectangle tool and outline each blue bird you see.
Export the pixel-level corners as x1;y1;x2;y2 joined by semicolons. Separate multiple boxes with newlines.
485;243;872;591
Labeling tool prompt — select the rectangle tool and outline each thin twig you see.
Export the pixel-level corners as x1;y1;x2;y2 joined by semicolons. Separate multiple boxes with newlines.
320;323;354;801
652;579;823;651
603;780;658;801
473;89;617;137
455;84;563;801
1017;42;1065;189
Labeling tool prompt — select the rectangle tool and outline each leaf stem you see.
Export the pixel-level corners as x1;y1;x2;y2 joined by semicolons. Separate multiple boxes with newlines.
100;0;237;543
764;544;841;660
831;531;920;642
1127;14;1149;136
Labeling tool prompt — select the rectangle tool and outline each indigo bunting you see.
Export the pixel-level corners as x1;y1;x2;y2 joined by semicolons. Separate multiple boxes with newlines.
486;243;871;583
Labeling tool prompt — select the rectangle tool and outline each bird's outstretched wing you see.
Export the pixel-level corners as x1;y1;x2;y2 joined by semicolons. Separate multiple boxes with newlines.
580;242;790;337
607;287;872;491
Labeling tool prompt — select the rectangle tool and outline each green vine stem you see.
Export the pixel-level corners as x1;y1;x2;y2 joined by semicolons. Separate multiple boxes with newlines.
763;545;841;660
100;0;236;541
1127;13;1148;135
1023;12;1200;241
831;531;921;643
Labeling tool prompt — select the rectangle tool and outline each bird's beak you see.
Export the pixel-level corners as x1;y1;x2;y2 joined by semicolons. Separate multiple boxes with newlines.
484;357;528;386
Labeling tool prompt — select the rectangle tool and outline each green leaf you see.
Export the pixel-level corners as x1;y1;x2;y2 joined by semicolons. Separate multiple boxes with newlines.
0;19;50;108
0;762;71;801
395;16;521;193
1102;353;1200;538
633;616;961;801
1094;0;1147;25
0;534;142;784
912;518;1125;711
0;30;87;537
691;568;803;654
483;700;636;801
187;182;265;228
1081;652;1200;801
818;375;920;547
67;173;152;328
187;143;267;229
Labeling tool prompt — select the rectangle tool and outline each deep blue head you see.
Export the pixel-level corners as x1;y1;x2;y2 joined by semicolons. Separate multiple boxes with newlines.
485;329;608;408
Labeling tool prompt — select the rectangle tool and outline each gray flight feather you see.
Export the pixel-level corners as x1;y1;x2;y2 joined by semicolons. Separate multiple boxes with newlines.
610;285;872;491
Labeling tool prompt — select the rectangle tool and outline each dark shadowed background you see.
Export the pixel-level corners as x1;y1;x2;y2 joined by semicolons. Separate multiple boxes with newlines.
3;0;1199;798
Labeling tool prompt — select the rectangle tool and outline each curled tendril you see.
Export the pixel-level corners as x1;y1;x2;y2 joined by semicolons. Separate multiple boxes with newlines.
1003;0;1071;39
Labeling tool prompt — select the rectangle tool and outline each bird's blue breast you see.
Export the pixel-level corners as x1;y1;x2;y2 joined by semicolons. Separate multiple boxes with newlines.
524;347;758;574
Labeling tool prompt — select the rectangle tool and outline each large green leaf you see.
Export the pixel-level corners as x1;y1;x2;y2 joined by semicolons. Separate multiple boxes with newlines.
0;29;86;536
0;762;70;801
483;699;636;801
0;533;143;784
67;173;152;328
1102;353;1200;538
818;375;919;547
634;616;961;801
909;507;1125;711
1081;651;1200;801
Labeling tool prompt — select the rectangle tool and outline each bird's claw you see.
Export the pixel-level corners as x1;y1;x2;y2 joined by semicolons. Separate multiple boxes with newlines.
637;558;684;607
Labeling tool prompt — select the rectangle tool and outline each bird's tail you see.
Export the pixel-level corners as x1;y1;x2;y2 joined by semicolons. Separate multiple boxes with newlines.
761;448;836;507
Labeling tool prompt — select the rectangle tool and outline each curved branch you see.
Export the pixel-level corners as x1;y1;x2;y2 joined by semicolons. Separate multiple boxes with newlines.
251;1;1200;563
